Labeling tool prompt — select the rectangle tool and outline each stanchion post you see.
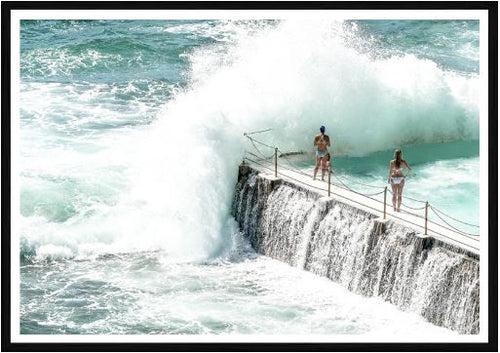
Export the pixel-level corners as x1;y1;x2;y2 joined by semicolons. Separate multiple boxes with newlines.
383;186;387;219
274;147;278;178
328;166;331;197
425;201;429;235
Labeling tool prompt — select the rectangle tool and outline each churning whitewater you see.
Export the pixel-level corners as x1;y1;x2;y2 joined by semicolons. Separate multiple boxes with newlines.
19;19;479;336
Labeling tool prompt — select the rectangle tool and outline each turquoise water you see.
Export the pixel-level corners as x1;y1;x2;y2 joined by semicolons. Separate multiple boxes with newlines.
19;19;479;335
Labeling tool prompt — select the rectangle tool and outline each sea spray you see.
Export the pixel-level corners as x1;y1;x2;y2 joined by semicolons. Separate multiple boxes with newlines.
184;20;479;156
125;19;479;259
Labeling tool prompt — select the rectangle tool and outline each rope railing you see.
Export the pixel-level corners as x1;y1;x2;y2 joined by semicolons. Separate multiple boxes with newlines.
400;203;427;211
278;150;388;204
243;133;276;150
248;139;275;160
333;173;387;190
243;133;481;241
386;188;428;211
364;189;387;197
430;204;480;228
276;145;386;200
243;156;391;217
244;156;331;194
397;205;430;220
386;188;427;204
429;206;480;239
386;208;479;252
244;128;273;136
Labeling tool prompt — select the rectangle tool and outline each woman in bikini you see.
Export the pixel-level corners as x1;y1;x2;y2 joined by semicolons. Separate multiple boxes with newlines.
387;149;411;212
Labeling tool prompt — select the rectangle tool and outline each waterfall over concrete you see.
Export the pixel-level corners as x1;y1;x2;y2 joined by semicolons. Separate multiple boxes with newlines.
232;171;479;334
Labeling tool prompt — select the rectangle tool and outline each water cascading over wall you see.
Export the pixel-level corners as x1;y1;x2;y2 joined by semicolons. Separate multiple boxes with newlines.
232;170;480;334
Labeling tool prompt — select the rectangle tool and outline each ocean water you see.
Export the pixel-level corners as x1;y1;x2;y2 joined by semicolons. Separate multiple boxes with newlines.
19;19;479;336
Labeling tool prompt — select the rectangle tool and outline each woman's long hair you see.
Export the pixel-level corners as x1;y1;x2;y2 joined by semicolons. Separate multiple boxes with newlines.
394;149;402;168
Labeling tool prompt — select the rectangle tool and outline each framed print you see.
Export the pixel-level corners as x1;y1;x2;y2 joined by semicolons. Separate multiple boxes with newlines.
2;1;498;351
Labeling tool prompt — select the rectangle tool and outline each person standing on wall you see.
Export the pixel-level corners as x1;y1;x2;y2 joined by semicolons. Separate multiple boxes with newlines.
387;149;412;212
313;125;331;181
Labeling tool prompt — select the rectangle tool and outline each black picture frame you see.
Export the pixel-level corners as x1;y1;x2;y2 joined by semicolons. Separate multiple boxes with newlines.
2;1;498;351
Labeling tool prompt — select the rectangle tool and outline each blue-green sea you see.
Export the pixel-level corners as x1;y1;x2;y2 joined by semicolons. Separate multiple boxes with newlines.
19;19;479;336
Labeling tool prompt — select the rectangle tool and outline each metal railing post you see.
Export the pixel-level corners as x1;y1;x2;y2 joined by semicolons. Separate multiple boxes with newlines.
274;147;278;178
425;201;429;235
383;186;387;219
328;166;331;197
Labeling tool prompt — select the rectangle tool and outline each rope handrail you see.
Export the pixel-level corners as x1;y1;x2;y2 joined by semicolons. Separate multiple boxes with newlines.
247;140;275;160
430;204;480;229
242;135;481;238
386;189;480;231
364;189;386;197
244;134;276;150
250;155;391;216
244;128;273;136
387;211;479;252
331;172;384;200
277;162;346;192
245;150;274;163
277;147;382;198
398;201;427;211
246;156;371;204
244;157;330;194
333;172;387;190
397;206;427;219
386;188;427;204
244;157;392;217
277;149;388;203
429;206;480;238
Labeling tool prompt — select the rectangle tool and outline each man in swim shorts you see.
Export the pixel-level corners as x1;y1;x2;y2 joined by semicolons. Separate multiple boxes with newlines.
313;125;331;181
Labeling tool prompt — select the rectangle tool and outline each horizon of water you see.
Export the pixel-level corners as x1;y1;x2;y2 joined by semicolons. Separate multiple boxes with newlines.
19;19;480;336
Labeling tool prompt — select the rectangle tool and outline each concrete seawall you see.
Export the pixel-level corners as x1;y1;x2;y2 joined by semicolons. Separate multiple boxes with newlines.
232;167;480;334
